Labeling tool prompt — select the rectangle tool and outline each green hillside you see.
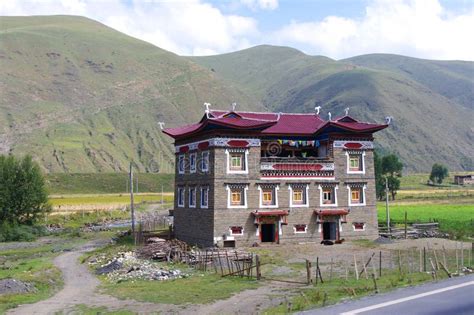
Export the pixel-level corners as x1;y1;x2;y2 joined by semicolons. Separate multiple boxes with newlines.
0;15;262;173
192;45;474;172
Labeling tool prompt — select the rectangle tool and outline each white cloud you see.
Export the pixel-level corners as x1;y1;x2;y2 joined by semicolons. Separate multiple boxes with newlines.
240;0;279;11
273;0;474;60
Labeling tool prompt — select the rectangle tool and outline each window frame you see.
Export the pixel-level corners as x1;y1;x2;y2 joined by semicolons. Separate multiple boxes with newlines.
189;187;196;208
258;185;279;208
293;224;308;234
229;226;244;236
201;151;209;173
178;154;185;174
289;184;309;207
189;152;197;173
225;149;249;174
352;222;366;231
346;151;366;174
319;184;338;207
227;185;248;209
347;184;366;206
200;186;209;208
177;186;185;207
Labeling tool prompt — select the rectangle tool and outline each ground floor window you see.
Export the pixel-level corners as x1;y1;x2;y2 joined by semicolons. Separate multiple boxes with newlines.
293;224;307;234
189;187;196;208
352;222;366;231
229;226;244;235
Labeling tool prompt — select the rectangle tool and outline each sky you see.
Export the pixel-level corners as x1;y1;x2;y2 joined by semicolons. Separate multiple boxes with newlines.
1;0;473;60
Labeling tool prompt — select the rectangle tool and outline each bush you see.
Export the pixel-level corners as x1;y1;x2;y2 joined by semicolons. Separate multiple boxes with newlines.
0;222;48;242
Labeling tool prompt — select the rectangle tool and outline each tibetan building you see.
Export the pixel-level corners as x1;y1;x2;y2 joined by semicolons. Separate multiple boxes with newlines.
163;108;388;247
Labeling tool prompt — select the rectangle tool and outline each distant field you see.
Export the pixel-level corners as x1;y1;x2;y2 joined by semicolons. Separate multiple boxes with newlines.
377;202;474;235
400;172;472;190
46;173;174;194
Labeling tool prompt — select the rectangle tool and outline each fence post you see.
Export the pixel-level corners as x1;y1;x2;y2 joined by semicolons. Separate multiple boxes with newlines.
306;259;312;284
256;255;261;280
423;247;427;272
354;254;359;280
404;211;407;239
379;251;382;278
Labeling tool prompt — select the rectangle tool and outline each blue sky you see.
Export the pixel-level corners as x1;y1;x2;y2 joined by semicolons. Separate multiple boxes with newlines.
1;0;473;60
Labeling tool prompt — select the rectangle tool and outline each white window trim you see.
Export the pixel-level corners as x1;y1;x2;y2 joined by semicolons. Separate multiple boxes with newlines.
347;184;367;207
318;184;338;207
293;224;308;234
200;186;209;209
258;185;279;208
201;151;209;173
178;154;185;174
190;152;197;173
189;187;196;208
352;222;366;231
229;227;244;236
226;185;248;209
289;184;309;208
225;149;249;174
346;151;366;174
177;187;185;207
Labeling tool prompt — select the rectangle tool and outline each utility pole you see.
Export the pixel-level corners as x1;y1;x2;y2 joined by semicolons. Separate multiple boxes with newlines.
161;184;164;208
385;176;390;235
129;162;136;235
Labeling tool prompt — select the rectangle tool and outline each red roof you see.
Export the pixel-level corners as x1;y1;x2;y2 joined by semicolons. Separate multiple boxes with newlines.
163;109;388;139
252;210;289;217
315;209;349;216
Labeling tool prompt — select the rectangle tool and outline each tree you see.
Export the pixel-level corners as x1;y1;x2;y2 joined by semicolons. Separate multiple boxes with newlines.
0;155;50;225
429;163;449;185
380;153;403;200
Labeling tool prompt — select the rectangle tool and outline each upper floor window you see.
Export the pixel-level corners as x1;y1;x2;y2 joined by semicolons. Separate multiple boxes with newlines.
348;184;366;206
201;151;209;172
346;151;366;174
177;187;185;207
190;152;197;173
226;149;248;174
259;185;279;208
178;155;185;174
227;184;248;208
200;186;209;208
319;184;338;207
289;184;309;207
189;187;196;208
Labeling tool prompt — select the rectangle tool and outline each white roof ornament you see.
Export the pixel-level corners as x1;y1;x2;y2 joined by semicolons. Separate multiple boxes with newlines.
204;102;211;118
345;107;350;116
232;102;237;111
328;112;332;121
158;122;165;130
385;116;393;125
277;112;282;121
315;106;321;115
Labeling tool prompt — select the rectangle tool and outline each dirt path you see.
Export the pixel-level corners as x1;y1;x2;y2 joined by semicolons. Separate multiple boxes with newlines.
7;241;295;315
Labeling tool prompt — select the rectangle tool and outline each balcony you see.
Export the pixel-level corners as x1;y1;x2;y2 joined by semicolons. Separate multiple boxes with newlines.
260;157;334;180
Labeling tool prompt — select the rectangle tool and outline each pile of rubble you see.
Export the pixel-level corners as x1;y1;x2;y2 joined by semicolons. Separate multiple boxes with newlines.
91;251;187;283
137;238;189;261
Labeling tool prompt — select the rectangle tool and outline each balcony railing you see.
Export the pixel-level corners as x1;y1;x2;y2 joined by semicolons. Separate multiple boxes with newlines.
260;157;334;179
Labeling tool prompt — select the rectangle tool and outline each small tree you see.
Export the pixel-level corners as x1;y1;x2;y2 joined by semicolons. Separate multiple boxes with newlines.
429;163;449;185
381;154;403;200
0;155;50;225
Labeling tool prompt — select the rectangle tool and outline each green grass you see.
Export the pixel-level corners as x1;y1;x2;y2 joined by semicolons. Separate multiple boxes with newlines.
101;273;259;305
377;202;474;236
56;305;136;315
46;173;174;194
49;193;173;206
399;172;473;190
264;271;444;314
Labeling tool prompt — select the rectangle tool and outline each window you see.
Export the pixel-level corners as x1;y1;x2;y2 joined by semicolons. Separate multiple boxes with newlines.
346;152;365;174
226;149;248;174
229;226;244;236
352;222;365;231
227;185;248;208
178;155;185;174
294;224;307;234
189;187;196;208
200;187;209;208
201;151;209;172
348;185;366;206
177;187;185;207
230;153;244;170
319;184;338;207
259;185;278;207
289;184;308;207
190;153;197;173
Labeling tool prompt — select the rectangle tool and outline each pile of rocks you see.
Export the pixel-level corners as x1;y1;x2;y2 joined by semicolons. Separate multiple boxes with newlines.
0;279;35;295
91;251;187;283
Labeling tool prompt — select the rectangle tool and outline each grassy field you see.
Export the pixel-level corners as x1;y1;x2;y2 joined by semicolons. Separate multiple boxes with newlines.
399;172;472;190
377;202;474;236
46;173;174;194
49;193;173;206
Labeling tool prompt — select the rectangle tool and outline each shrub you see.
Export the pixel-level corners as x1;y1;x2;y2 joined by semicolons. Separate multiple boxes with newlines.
0;222;48;242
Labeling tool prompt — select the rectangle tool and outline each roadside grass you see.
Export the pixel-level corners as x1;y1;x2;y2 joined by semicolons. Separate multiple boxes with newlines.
264;271;444;314
46;210;132;229
49;193;174;206
376;202;474;237
56;304;136;315
46;173;174;195
100;273;259;305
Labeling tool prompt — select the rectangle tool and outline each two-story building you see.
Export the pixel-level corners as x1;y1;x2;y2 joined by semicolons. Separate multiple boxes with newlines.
163;108;388;247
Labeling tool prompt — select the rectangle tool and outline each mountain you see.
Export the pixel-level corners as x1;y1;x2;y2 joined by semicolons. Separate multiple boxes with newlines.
1;16;473;173
191;46;474;172
0;15;262;172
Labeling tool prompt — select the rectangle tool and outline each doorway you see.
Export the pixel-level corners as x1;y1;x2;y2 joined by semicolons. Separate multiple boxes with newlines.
261;224;276;242
323;222;337;240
